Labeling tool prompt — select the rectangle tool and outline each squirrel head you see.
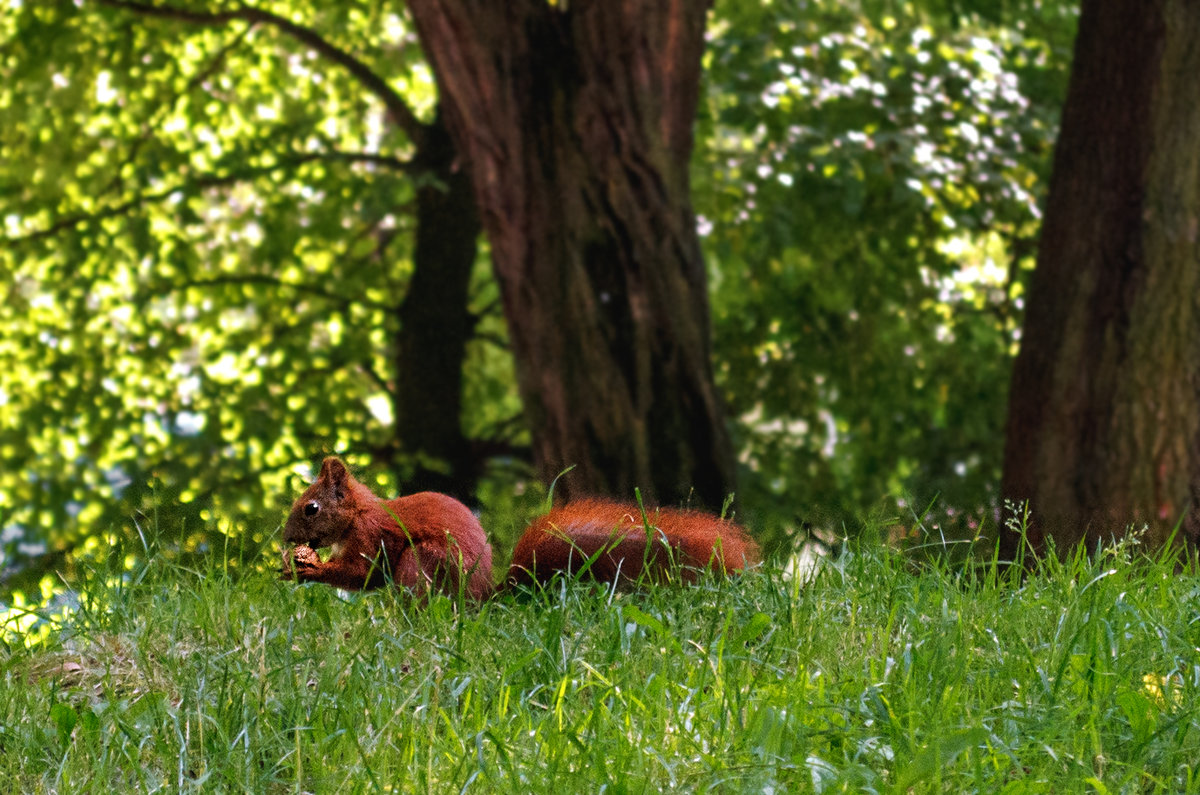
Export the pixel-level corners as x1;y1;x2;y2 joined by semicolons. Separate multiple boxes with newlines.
283;457;358;548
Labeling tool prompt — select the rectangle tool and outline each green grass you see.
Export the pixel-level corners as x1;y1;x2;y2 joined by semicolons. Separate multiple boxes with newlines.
3;529;1200;793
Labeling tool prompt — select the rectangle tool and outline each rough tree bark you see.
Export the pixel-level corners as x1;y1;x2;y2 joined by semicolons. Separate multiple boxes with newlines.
406;0;737;508
1001;0;1200;556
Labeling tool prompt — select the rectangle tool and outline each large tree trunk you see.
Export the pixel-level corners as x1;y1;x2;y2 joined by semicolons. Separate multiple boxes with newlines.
406;0;736;507
1001;0;1200;556
394;113;482;502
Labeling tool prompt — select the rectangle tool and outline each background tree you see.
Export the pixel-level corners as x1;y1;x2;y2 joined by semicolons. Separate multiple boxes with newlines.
406;0;738;508
1001;0;1200;555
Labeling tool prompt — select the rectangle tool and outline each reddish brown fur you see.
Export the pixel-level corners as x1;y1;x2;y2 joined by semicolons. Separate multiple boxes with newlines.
281;458;757;601
281;458;494;601
505;500;758;589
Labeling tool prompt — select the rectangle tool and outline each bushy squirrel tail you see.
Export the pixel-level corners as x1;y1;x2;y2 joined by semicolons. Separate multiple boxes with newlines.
504;499;758;592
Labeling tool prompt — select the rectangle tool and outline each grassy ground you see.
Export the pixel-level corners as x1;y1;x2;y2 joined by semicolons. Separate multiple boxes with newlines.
2;527;1199;793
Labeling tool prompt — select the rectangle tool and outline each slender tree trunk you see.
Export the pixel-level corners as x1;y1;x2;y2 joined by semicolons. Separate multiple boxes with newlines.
1001;0;1200;556
406;0;736;508
394;113;482;501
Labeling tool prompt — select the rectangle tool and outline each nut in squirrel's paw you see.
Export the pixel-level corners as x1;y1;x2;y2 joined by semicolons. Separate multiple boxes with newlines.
292;545;319;566
281;544;318;578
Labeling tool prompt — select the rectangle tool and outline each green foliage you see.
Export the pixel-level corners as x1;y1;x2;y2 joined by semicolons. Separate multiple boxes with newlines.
0;2;517;596
3;519;1199;791
1;0;1082;602
698;0;1074;542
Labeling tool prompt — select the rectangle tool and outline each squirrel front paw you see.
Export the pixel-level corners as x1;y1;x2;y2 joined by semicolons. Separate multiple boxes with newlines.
281;544;319;579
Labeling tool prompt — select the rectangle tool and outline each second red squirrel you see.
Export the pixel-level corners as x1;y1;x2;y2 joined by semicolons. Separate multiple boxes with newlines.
281;457;758;601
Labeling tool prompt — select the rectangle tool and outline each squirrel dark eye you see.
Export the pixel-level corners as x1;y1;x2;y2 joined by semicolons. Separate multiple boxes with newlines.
304;502;320;518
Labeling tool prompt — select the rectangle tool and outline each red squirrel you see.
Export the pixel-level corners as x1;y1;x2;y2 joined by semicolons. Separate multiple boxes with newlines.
281;457;757;601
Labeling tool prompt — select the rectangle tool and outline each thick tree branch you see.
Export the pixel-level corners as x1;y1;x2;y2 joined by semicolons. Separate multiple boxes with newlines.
468;294;503;325
313;150;414;172
357;359;392;394
7;151;411;245
169;274;392;311
472;330;510;352
469;437;531;465
95;0;427;144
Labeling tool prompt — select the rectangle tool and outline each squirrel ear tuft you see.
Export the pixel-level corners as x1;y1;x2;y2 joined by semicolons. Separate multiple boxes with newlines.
319;457;349;487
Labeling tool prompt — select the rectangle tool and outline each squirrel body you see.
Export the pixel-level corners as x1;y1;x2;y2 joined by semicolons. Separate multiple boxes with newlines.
281;457;757;601
282;458;494;600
